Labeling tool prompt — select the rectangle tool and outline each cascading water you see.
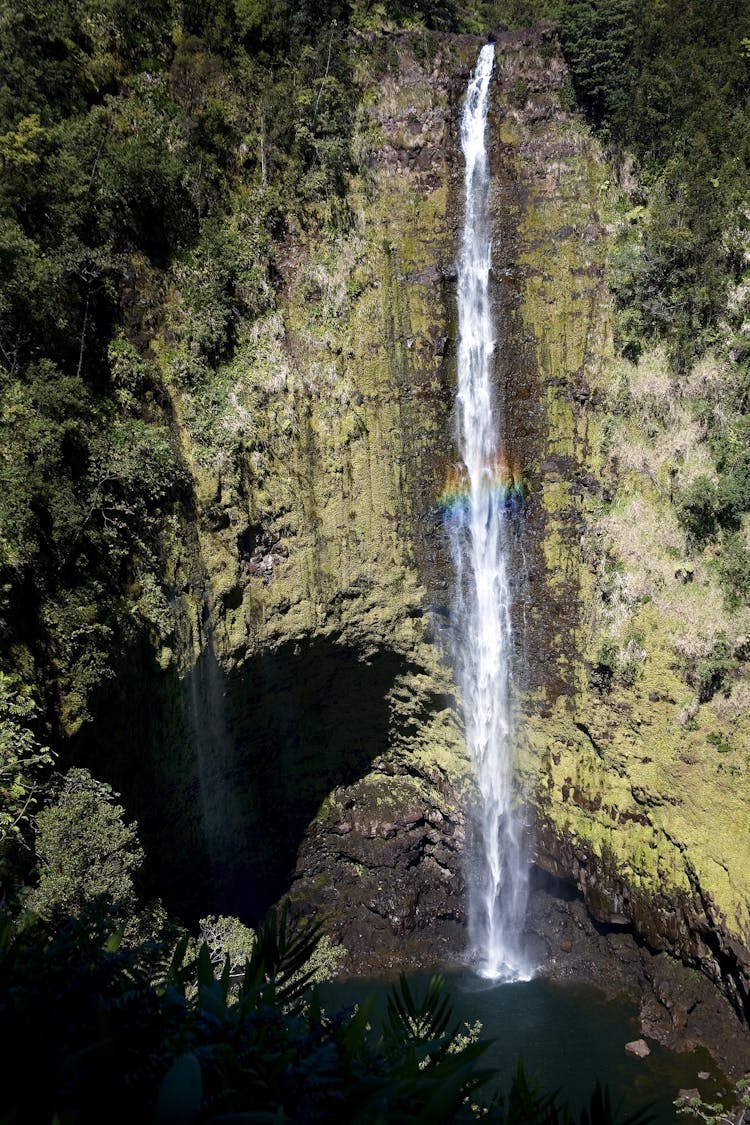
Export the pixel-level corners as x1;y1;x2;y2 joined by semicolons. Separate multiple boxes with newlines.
445;42;530;981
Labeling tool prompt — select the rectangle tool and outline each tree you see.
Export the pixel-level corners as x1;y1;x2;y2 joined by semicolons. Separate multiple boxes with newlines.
676;1078;750;1125
234;0;290;53
0;903;654;1124
198;912;257;971
0;674;54;877
559;0;635;130
27;767;144;926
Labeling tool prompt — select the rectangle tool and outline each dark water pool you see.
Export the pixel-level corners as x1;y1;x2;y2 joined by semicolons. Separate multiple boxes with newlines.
319;971;727;1124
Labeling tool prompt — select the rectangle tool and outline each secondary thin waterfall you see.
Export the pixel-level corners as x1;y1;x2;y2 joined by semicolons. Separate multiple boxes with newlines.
446;42;530;981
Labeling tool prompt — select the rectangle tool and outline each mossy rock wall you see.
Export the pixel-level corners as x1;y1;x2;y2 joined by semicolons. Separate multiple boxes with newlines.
491;31;750;1021
70;27;750;1003
70;33;483;956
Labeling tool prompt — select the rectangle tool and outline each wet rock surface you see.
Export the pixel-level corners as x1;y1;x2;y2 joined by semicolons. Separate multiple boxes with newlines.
293;851;750;1080
74;28;750;1072
534;813;750;1032
526;870;750;1080
489;24;750;1040
277;28;750;1069
288;759;468;975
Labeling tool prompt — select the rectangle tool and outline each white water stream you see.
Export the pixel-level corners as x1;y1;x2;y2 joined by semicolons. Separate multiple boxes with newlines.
446;43;530;981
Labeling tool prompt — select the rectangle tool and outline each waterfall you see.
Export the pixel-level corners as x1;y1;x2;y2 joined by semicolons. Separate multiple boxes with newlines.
445;42;530;981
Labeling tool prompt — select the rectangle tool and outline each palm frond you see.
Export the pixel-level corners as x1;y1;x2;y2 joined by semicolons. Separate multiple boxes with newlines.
384;973;457;1051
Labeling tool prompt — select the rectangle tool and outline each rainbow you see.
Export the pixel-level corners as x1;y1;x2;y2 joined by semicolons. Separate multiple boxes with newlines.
438;457;527;517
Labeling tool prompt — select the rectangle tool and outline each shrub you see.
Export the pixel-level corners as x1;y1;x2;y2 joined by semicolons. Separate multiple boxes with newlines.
0;674;55;877
675;476;719;543
685;635;737;704
717;532;750;610
27;768;144;929
590;637;618;693
0;902;654;1124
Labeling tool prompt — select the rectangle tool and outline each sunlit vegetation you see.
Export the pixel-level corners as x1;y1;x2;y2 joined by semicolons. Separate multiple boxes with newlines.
560;0;750;370
559;1;750;657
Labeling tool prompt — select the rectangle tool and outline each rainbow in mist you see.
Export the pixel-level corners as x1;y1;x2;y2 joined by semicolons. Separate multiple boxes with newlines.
439;458;527;518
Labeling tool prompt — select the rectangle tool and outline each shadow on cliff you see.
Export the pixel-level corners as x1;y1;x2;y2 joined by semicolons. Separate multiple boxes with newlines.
187;635;421;924
71;633;415;927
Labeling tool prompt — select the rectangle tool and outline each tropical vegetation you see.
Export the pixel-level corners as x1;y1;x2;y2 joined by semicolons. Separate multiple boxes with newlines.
1;0;749;1117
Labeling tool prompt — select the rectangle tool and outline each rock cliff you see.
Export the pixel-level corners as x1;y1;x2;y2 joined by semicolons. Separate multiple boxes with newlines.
490;30;750;1025
71;26;749;1028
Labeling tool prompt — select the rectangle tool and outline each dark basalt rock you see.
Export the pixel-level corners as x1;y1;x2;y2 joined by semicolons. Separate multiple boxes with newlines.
533;815;750;1033
287;766;468;974
69;28;750;1080
526;867;750;1079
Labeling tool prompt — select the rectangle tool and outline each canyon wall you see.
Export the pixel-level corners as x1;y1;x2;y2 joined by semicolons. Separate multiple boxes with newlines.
73;28;750;1017
488;31;750;1023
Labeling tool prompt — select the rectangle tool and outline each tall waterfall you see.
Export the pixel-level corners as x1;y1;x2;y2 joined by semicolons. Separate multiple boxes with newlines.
445;42;530;981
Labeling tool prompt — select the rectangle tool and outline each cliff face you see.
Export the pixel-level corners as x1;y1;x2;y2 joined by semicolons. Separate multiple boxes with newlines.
72;31;480;950
490;36;750;1022
70;27;750;1015
195;33;478;966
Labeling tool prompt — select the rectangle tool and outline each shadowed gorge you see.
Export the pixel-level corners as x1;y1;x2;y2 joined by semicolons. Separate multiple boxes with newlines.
73;636;434;925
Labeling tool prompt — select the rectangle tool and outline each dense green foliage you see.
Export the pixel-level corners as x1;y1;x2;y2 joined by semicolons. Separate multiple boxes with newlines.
3;0;747;747
25;767;145;923
0;0;570;900
0;0;553;964
0;3;743;1114
561;0;750;368
0;0;367;744
0;672;54;884
0;902;652;1124
671;396;750;607
559;1;750;612
676;1078;750;1125
2;0;539;738
558;0;633;126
